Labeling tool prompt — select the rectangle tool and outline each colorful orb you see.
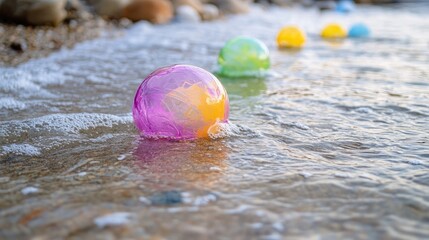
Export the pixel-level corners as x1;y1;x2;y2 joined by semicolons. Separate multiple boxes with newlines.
335;0;355;13
276;26;306;48
348;23;370;38
218;36;270;77
132;65;229;140
321;23;347;39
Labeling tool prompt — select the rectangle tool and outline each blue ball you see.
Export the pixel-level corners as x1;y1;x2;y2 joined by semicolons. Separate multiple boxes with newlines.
336;0;355;13
348;23;370;38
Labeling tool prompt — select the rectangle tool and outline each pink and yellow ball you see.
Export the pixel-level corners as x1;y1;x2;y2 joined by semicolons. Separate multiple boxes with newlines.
132;65;229;140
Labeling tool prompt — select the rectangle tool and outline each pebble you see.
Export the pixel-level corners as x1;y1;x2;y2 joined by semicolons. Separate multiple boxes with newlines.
0;0;67;26
173;0;204;13
119;18;133;27
92;0;130;18
122;0;174;24
149;190;183;205
317;0;336;11
176;5;201;23
201;4;220;21
213;0;250;14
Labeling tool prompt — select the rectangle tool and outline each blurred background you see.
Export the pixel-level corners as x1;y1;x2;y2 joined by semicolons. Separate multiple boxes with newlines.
0;0;412;66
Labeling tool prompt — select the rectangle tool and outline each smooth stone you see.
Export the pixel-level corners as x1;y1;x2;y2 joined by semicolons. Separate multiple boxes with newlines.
176;5;201;22
149;190;183;206
122;0;174;24
0;0;67;26
201;4;220;21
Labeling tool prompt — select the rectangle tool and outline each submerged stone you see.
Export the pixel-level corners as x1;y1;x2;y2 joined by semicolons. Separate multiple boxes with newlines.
149;190;183;205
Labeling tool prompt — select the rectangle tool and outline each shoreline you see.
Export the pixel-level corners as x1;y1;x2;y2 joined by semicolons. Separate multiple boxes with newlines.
0;17;129;67
0;0;408;67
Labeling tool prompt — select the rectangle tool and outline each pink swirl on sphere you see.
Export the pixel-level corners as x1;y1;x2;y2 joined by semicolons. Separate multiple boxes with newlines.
132;65;229;140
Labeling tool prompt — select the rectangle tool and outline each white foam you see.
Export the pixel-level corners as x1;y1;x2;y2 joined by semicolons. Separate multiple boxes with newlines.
403;159;423;165
334;172;351;178
225;204;251;214
0;69;53;97
1;113;132;156
139;196;151;204
290;122;310;130
2;144;41;156
182;192;217;206
0;113;132;138
0;98;26;110
209;166;222;172
192;194;217;206
355;107;375;114
299;172;313;178
208;122;259;139
272;222;284;232
21;186;39;195
94;212;132;228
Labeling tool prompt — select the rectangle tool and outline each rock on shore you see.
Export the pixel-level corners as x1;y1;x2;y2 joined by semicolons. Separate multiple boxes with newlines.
0;0;67;26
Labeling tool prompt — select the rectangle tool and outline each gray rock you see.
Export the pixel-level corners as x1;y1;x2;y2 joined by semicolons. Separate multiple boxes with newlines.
201;3;219;20
149;190;183;206
211;0;251;14
86;0;131;18
176;5;201;22
0;0;67;26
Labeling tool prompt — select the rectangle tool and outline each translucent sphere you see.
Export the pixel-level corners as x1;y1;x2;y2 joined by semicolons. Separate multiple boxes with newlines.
321;23;347;39
335;0;355;13
132;65;229;140
276;26;306;48
218;36;270;77
348;23;370;38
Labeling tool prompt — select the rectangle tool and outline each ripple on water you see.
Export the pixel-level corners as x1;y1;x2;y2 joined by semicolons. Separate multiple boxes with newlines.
1;3;429;240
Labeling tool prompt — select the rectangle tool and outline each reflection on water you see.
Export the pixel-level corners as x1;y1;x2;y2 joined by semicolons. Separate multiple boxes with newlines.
133;139;228;187
322;38;346;48
219;76;267;98
1;3;429;239
278;47;303;55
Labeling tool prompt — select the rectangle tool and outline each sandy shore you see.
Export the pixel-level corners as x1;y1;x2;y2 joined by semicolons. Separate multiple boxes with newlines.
0;17;130;67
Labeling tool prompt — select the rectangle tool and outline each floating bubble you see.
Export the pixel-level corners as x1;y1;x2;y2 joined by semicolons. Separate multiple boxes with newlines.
218;36;270;77
321;23;347;39
276;26;306;48
132;65;229;140
348;23;370;38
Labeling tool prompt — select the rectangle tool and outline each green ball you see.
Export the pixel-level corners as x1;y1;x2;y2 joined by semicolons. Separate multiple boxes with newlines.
218;36;270;77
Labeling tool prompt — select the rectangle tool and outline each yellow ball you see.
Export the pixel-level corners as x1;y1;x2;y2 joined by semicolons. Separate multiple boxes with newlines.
321;23;347;39
276;26;306;48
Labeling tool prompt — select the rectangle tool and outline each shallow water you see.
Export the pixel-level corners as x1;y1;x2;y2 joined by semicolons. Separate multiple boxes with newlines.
1;3;429;239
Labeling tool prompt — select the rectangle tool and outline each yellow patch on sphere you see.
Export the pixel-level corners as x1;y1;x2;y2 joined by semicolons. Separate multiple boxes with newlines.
165;84;227;138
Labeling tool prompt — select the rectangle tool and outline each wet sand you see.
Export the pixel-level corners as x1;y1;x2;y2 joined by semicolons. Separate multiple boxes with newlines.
0;17;128;67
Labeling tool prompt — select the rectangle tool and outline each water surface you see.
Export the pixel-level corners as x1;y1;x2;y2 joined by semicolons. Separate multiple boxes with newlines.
1;3;429;239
